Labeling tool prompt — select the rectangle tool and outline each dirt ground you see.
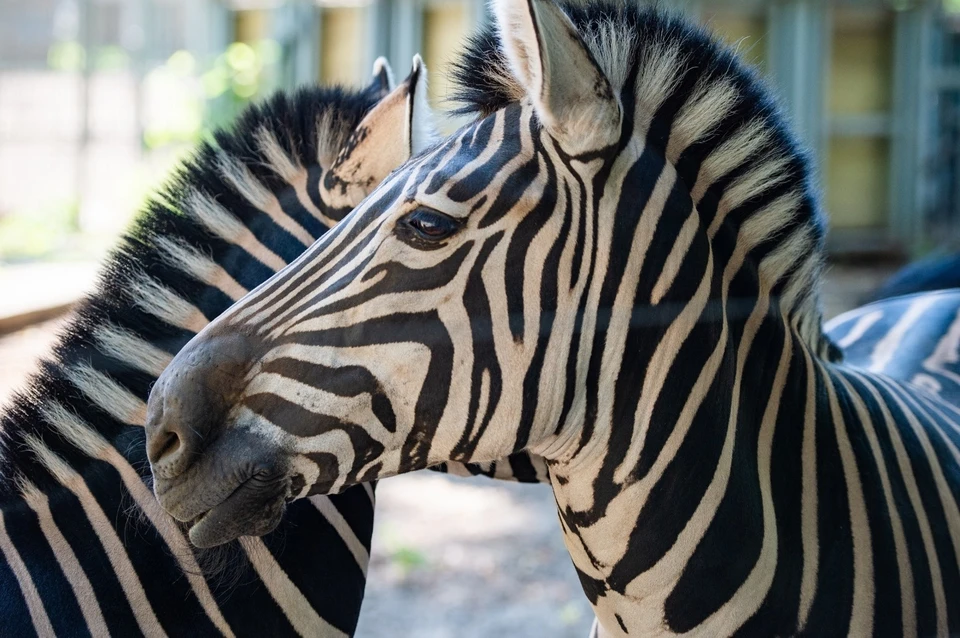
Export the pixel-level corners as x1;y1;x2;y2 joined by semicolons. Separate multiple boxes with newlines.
0;264;897;637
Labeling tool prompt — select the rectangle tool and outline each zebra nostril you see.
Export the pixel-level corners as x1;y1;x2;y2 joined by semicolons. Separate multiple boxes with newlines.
154;430;182;465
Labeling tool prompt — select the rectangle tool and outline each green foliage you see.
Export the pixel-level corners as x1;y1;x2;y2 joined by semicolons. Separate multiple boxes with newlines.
143;40;280;148
389;546;428;575
95;45;131;71
47;42;131;72
0;202;78;262
202;40;281;129
20;39;281;263
559;601;584;625
48;41;85;71
143;50;204;149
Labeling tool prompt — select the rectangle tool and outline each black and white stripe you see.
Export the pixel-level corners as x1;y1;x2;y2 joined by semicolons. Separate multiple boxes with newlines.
147;1;960;636
829;288;960;406
0;71;405;636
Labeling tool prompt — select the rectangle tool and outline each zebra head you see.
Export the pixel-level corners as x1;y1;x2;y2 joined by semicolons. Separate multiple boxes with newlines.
147;0;827;547
142;57;441;547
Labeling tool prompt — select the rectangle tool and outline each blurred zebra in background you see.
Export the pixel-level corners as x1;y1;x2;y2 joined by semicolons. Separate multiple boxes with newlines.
0;58;423;637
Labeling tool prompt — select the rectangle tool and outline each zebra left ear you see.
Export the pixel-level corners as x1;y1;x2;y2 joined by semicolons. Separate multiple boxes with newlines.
328;56;437;204
366;56;395;100
493;0;621;154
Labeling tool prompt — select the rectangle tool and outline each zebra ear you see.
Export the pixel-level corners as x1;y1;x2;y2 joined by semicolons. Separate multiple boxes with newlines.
329;56;437;203
407;54;437;156
492;0;621;153
367;56;395;99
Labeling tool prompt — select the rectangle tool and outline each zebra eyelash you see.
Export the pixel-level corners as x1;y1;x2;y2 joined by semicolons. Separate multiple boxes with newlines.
395;207;463;249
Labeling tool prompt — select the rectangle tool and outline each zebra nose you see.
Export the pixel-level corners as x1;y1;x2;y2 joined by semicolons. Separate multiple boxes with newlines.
145;333;256;478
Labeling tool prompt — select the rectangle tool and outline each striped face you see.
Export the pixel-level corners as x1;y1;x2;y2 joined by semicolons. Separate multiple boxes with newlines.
147;90;620;518
145;0;826;549
141;58;447;548
145;0;637;539
240;99;611;480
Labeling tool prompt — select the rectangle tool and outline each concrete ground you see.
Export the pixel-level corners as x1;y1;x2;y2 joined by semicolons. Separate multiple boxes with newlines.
0;263;899;637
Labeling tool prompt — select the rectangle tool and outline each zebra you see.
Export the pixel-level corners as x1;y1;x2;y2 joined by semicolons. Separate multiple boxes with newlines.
0;58;432;637
145;0;960;635
861;252;960;305
829;288;960;408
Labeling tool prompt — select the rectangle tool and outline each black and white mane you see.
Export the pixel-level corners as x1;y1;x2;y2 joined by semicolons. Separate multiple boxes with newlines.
452;3;835;357
0;83;380;491
0;84;383;635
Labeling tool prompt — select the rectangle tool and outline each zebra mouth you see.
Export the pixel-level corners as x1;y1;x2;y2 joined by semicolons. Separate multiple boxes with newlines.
186;472;288;548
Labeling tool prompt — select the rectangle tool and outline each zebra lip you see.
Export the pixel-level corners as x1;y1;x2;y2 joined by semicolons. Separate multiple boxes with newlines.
186;474;287;548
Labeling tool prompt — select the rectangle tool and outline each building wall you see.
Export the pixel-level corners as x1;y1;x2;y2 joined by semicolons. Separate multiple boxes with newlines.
704;10;768;70
423;1;471;109
826;9;894;230
320;7;368;86
255;0;946;254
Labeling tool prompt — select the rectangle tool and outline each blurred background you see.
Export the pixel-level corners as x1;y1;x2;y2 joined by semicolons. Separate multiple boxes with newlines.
1;0;960;635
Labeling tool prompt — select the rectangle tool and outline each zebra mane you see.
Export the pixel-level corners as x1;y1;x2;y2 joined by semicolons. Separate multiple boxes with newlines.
452;1;831;353
0;84;382;496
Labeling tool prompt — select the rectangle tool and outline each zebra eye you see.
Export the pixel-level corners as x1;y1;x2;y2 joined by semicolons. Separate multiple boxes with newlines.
402;208;461;241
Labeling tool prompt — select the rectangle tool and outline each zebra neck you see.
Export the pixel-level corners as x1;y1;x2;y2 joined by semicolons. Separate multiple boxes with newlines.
547;302;958;635
543;300;808;632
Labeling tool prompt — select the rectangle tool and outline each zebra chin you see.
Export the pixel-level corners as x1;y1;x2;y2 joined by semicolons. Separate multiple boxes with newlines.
147;406;294;547
185;478;287;549
153;453;292;549
144;331;298;546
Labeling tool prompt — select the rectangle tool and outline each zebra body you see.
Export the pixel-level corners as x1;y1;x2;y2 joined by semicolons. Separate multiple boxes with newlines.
0;61;429;637
147;1;960;635
862;253;960;305
831;289;960;408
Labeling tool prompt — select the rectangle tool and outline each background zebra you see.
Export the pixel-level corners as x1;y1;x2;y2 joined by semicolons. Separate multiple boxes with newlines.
146;0;960;635
860;252;960;305
0;59;426;637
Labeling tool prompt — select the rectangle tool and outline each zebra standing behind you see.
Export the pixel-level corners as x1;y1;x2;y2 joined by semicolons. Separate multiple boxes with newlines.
0;59;433;637
146;1;960;635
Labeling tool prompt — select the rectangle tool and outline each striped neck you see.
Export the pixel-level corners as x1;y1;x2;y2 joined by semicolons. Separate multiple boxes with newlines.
543;293;956;635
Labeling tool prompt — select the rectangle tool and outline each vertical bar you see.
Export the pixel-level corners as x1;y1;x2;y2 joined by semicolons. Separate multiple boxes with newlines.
767;0;829;164
367;0;392;78
75;0;91;232
390;0;423;74
891;5;924;249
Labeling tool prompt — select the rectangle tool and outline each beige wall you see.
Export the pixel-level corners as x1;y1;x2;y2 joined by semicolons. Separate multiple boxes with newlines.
423;0;472;131
828;11;893;114
320;8;368;87
234;10;269;43
826;137;890;228
825;10;893;229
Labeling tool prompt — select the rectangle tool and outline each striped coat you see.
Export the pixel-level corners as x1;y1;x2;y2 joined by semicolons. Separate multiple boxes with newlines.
145;1;960;635
0;72;403;637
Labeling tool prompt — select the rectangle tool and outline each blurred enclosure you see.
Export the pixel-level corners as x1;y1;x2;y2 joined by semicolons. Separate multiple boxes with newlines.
0;0;958;262
3;0;960;263
1;1;960;636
